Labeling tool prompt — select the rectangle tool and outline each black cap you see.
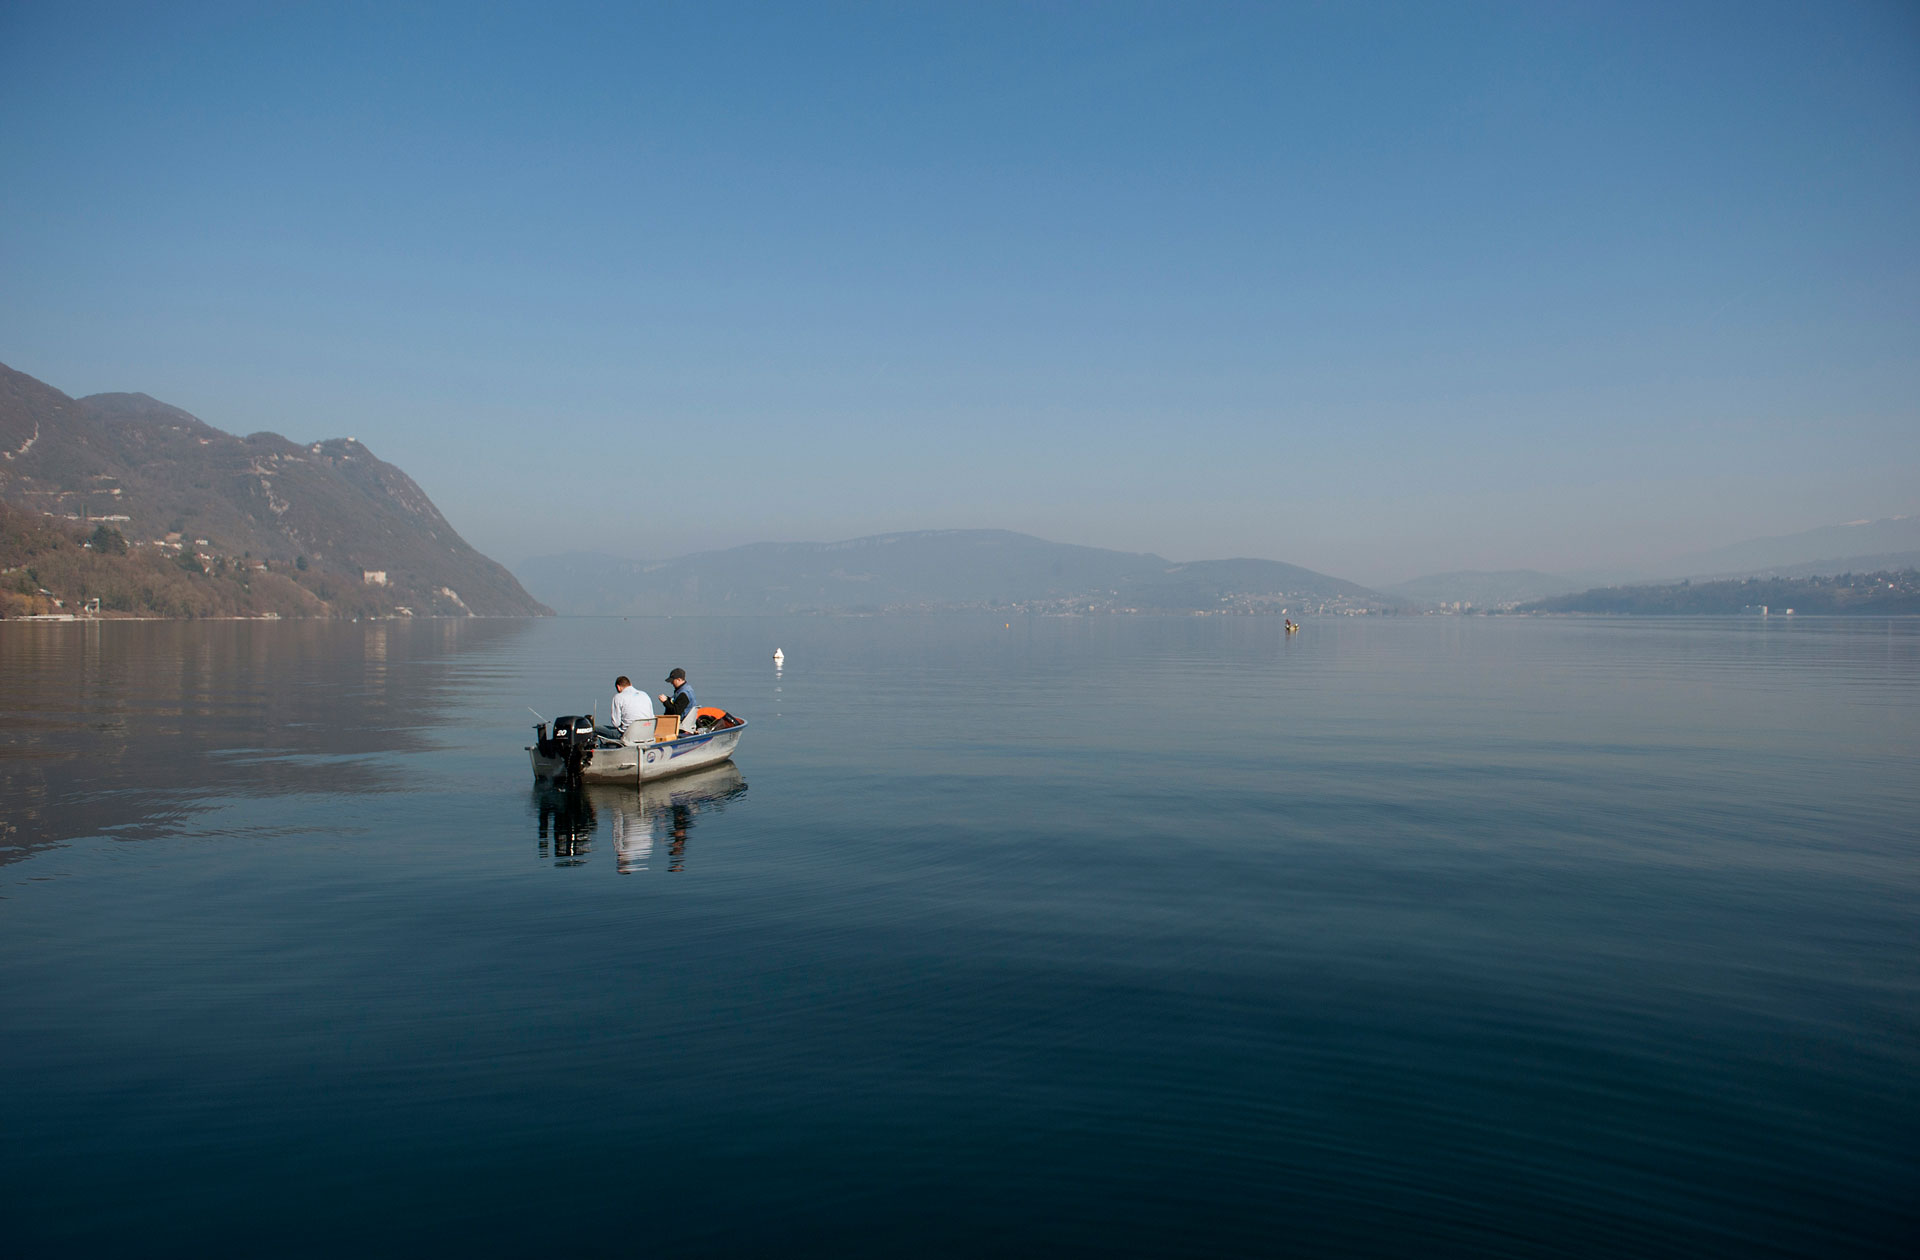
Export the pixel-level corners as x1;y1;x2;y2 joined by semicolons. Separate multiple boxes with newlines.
666;668;686;682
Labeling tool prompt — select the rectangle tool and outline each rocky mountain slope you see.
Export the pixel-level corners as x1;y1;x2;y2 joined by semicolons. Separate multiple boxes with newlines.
0;362;547;617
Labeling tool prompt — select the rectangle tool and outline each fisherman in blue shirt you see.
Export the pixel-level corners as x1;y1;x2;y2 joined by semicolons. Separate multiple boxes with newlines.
659;667;698;734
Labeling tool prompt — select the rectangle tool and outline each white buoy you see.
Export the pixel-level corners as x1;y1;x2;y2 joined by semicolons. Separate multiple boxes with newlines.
773;648;785;665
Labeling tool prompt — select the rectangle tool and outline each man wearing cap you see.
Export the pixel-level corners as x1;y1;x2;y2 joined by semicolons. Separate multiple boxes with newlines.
659;668;698;734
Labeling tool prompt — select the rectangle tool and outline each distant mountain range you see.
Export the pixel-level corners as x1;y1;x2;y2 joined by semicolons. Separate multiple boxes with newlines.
519;530;1389;616
1664;516;1920;579
527;516;1920;618
1382;570;1583;608
1387;517;1920;609
9;352;1907;622
1685;550;1920;581
0;362;547;617
1519;570;1920;616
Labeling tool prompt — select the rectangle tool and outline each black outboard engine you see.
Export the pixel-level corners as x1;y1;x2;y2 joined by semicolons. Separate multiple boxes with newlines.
534;715;599;784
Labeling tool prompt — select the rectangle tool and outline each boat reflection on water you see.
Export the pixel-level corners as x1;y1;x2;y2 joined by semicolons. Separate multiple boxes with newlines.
533;762;748;873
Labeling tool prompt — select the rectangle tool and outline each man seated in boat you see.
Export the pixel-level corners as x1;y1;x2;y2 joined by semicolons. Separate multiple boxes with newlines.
658;668;698;735
609;675;656;744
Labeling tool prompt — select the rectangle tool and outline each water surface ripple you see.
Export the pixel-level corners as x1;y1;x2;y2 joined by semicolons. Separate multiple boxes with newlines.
2;616;1915;1256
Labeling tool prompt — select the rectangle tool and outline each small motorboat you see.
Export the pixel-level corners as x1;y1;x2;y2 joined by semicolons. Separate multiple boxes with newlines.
528;706;747;785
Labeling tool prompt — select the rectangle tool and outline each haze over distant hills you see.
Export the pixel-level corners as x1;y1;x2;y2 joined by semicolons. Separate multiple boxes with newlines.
1386;517;1920;609
1519;570;1920;616
10;353;1907;623
0;362;547;617
1383;570;1583;608
520;531;1388;616
526;515;1920;618
1663;516;1920;581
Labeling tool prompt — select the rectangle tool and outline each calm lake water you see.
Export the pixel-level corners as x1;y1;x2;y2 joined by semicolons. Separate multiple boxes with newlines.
3;615;1916;1256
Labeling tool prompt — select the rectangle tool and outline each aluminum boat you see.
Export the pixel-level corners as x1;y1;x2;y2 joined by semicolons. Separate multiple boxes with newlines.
528;707;746;785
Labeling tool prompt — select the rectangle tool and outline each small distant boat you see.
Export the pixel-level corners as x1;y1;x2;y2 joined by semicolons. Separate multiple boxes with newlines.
528;707;747;785
773;648;785;665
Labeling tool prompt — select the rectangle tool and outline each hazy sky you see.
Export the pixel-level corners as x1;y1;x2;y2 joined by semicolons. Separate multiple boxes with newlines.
3;1;1916;585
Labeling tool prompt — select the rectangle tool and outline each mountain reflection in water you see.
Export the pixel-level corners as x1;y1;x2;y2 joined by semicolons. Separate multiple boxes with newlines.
535;762;748;873
0;617;529;864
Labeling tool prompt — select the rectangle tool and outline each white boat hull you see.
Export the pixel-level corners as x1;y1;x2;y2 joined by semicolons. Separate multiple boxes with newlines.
528;721;746;785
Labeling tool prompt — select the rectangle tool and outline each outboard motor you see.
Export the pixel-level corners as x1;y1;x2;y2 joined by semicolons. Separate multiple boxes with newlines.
535;714;599;784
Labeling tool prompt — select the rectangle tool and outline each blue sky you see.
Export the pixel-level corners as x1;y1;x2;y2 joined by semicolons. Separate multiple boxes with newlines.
2;1;1915;584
